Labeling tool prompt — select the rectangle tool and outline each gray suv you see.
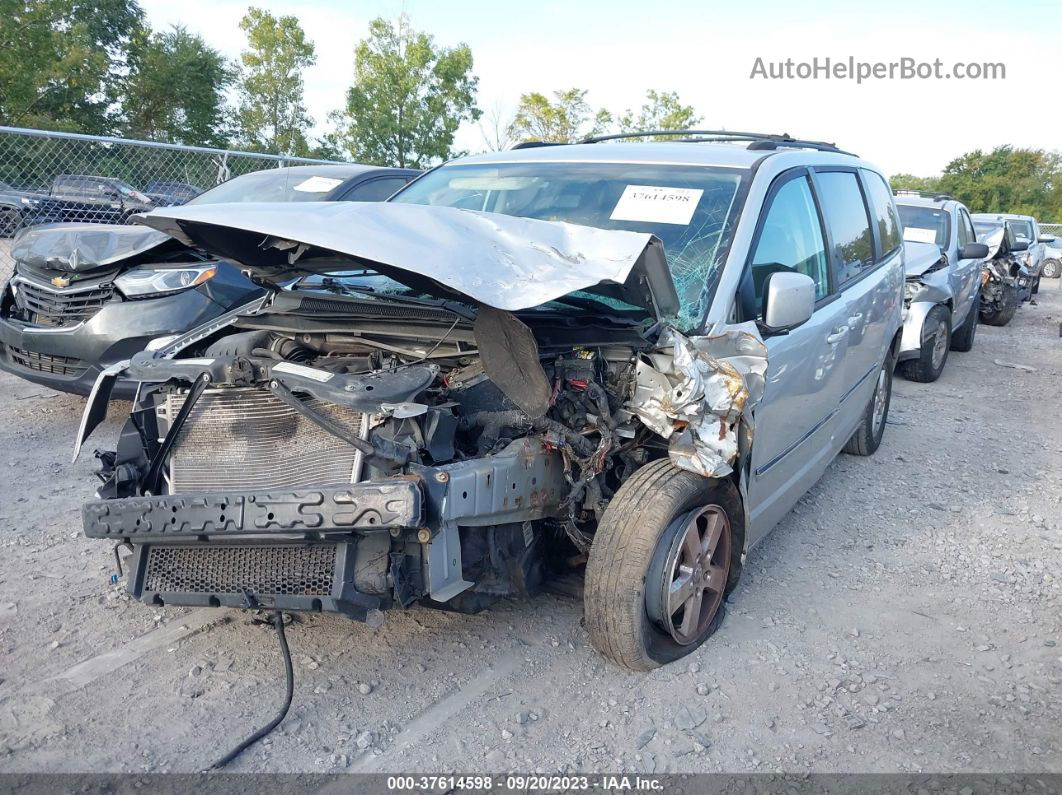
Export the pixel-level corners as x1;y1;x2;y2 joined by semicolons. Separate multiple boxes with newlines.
894;195;987;382
74;131;903;670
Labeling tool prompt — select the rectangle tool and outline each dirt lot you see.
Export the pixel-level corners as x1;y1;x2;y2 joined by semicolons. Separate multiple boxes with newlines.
0;285;1059;776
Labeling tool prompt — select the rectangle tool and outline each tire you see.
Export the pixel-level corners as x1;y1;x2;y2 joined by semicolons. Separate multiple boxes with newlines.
899;305;950;383
843;351;894;456
585;459;743;671
950;296;978;353
1042;259;1061;279
979;285;1019;327
0;207;21;238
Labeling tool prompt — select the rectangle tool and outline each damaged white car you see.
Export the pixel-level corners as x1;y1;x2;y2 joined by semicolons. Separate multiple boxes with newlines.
75;133;904;670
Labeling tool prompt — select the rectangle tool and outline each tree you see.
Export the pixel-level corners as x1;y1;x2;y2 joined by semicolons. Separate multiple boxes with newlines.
479;102;515;152
236;7;315;156
124;26;233;147
509;88;611;144
937;146;1059;216
336;15;480;168
615;90;702;140
889;173;942;194
0;0;144;134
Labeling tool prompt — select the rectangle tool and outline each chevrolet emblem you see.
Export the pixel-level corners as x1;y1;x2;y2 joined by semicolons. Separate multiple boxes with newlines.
50;275;70;289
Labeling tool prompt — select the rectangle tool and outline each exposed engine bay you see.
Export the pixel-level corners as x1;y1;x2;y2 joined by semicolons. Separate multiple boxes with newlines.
77;203;767;624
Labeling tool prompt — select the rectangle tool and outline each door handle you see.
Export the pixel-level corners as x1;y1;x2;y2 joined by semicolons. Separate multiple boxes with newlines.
826;328;848;344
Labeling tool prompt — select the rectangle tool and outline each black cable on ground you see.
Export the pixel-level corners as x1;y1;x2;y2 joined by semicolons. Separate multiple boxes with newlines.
206;610;294;771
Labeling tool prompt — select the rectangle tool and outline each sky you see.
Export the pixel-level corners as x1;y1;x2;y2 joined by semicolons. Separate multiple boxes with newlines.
139;0;1061;176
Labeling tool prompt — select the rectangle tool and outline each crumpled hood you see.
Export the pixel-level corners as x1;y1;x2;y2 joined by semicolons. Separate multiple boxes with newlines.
903;240;946;277
136;202;680;316
11;222;183;272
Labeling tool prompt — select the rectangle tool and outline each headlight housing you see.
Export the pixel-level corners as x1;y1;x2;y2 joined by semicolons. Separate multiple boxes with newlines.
115;265;216;299
19;197;38;206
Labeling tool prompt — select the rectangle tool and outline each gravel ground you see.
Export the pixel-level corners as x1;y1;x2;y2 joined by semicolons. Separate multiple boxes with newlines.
0;285;1059;775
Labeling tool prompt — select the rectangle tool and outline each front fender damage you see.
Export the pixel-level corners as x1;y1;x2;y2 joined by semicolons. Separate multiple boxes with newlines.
628;322;768;478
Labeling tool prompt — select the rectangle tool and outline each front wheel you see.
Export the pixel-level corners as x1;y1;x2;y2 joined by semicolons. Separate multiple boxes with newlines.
1042;259;1061;279
585;460;743;671
0;207;21;238
843;351;893;456
899;305;950;383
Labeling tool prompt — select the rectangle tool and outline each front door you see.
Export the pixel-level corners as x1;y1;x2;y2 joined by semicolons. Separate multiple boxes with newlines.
744;170;854;545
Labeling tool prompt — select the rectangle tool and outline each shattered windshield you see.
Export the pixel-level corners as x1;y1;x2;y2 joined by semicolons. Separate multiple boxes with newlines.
897;204;948;247
391;161;747;328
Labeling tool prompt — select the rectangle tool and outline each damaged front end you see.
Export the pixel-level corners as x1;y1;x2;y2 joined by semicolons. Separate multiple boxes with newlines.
77;203;765;623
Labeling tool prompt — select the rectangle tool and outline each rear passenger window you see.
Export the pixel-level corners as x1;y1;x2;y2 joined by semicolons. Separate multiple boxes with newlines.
862;171;902;257
749;175;830;313
814;171;874;285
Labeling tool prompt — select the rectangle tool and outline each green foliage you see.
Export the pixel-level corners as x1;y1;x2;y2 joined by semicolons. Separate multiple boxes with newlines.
337;15;480;168
236;7;316;156
509;89;610;144
937;146;1060;217
123;26;233;147
0;0;144;134
888;173;942;194
615;90;702;140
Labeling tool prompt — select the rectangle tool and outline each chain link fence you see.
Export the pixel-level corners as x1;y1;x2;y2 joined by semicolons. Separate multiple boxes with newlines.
0;125;345;280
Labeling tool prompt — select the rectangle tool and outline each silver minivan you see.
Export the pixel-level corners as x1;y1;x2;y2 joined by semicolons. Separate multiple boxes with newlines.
75;132;903;670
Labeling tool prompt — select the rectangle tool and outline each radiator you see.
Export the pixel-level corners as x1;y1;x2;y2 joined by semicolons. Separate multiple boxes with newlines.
162;387;366;494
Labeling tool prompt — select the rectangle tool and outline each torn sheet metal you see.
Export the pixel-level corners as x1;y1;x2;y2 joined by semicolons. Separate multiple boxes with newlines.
11;222;178;272
135;202;679;317
629;323;767;477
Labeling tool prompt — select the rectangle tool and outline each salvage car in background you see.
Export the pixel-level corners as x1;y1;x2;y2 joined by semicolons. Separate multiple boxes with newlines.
143;180;204;207
972;216;1029;326
75;131;903;670
0;164;419;398
973;212;1049;295
1042;236;1062;279
48;175;158;223
0;179;65;236
894;195;986;382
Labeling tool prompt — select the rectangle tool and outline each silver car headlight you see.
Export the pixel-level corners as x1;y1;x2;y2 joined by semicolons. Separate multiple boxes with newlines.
115;265;216;298
903;280;921;303
19;197;38;206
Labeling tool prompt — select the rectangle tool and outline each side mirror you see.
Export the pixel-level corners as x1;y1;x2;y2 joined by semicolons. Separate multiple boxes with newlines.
762;271;816;332
1039;235;1055;243
1011;240;1029;252
959;242;989;260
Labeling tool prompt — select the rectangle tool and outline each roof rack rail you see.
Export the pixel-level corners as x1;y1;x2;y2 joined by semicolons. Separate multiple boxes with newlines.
578;129;853;154
894;189;954;202
510;141;571;150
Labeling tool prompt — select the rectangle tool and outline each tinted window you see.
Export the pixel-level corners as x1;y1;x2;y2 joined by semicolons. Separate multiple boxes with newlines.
749;174;830;311
345;177;409;202
815;171;874;285
862;172;902;257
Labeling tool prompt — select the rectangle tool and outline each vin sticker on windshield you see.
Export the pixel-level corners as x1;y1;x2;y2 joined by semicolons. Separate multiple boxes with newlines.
292;176;343;193
610;185;704;225
272;362;334;382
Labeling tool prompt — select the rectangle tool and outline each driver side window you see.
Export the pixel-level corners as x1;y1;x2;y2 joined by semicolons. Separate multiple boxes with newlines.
749;175;830;317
